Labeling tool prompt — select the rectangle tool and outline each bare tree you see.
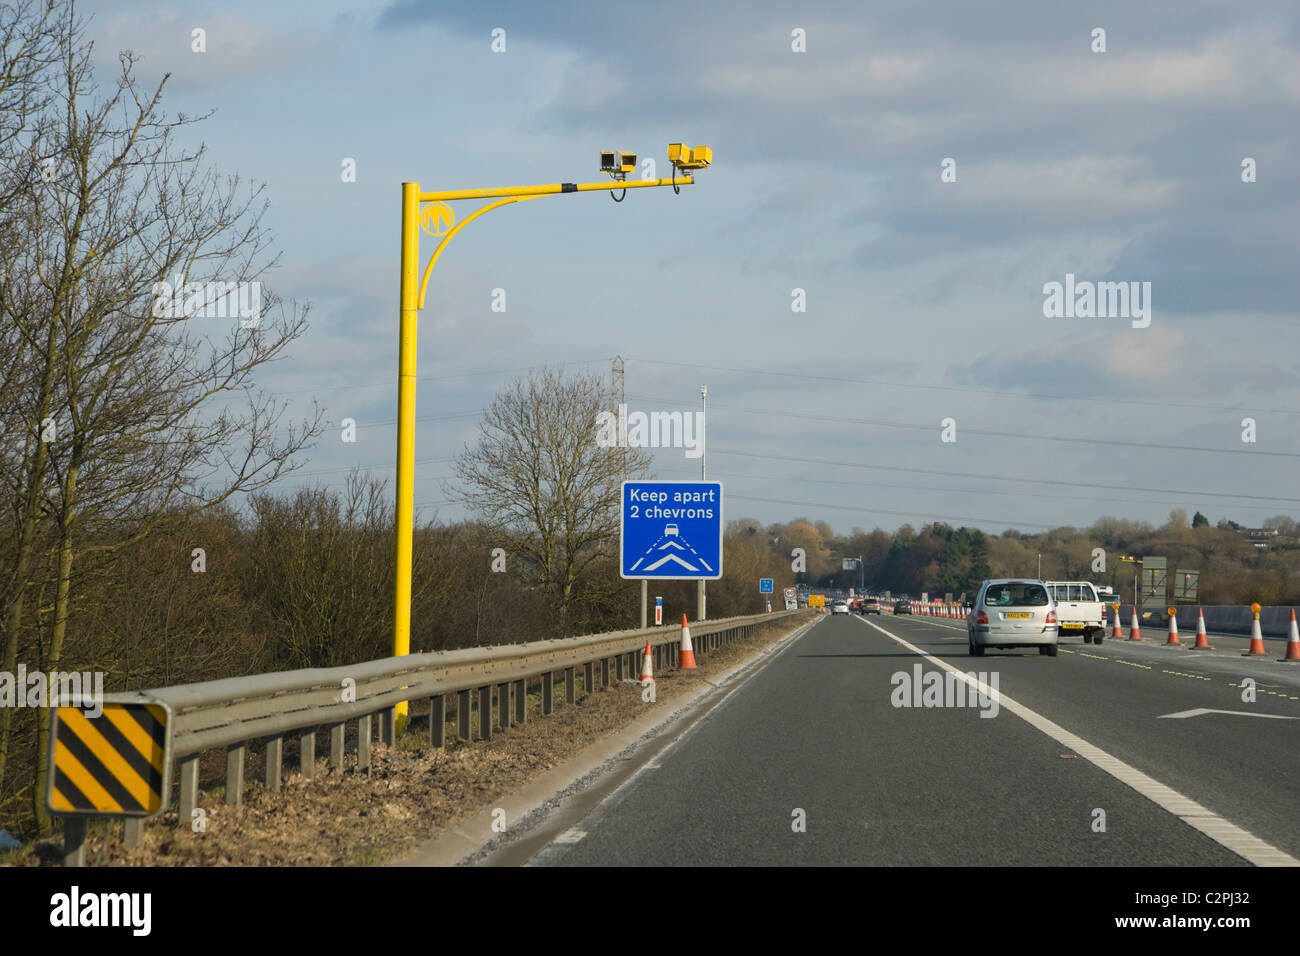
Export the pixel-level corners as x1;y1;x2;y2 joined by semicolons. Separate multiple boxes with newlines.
0;2;322;831
449;368;650;635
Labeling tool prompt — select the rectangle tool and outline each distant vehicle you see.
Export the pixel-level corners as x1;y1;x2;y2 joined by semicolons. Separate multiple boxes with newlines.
832;601;850;615
859;598;881;615
664;524;678;537
893;601;911;615
1044;580;1106;644
967;579;1058;657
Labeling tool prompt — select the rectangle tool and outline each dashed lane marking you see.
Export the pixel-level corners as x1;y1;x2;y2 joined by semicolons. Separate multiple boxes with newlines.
857;615;1299;867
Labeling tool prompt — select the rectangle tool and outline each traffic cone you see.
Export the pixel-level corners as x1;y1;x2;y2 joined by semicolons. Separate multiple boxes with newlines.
1165;609;1181;646
1190;607;1212;650
678;614;697;669
1129;606;1142;641
1246;608;1266;656
1284;609;1300;661
1110;605;1123;640
639;640;654;681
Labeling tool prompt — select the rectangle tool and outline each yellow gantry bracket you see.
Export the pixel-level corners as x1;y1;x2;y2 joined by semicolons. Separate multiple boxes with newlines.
392;161;701;734
417;174;692;204
414;176;694;309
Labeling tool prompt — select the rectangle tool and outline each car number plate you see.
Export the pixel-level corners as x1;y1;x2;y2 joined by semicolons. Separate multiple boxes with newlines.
1059;623;1082;630
1005;612;1031;619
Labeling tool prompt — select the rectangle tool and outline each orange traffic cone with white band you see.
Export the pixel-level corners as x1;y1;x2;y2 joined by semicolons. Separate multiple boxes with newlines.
1284;609;1300;661
639;641;654;681
1246;603;1266;656
1165;607;1181;646
1110;604;1123;640
678;614;697;669
1129;605;1142;641
1190;607;1212;650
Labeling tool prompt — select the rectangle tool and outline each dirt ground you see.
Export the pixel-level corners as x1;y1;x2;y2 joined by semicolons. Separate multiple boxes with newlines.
14;613;813;866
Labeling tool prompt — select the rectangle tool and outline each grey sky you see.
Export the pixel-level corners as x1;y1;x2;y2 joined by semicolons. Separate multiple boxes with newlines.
87;0;1300;535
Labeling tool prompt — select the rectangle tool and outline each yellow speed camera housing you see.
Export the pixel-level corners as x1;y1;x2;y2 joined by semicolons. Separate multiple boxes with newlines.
668;143;712;170
600;150;637;177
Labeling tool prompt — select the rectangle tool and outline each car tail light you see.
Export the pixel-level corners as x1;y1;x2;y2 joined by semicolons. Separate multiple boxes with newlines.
976;611;988;625
1046;610;1056;624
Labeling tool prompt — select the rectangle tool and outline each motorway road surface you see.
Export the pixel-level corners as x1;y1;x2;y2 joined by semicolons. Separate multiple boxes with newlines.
512;613;1300;866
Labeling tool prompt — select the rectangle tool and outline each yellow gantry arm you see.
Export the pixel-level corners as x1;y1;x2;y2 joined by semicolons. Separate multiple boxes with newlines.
418;174;692;203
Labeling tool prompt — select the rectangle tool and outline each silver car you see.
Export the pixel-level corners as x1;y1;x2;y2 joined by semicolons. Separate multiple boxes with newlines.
966;578;1058;657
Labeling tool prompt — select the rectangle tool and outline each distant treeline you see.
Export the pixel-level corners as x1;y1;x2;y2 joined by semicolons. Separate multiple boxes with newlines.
769;509;1300;606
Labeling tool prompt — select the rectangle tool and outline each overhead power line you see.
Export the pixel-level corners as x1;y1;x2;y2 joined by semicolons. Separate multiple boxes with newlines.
709;448;1300;505
627;393;1300;459
625;357;1300;416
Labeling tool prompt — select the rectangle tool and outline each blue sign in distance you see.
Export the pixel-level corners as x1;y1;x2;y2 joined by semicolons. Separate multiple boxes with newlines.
759;578;774;594
621;480;723;580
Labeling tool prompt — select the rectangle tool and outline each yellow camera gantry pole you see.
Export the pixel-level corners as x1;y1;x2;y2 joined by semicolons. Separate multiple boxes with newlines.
392;150;707;733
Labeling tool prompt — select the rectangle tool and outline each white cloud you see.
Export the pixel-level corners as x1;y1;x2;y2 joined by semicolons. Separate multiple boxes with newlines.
94;9;332;88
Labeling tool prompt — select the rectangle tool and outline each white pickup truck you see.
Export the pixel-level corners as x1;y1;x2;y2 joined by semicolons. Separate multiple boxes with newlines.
1044;580;1107;644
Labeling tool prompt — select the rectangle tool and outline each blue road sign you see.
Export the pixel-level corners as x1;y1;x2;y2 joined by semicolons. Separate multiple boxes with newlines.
759;578;774;593
621;480;722;580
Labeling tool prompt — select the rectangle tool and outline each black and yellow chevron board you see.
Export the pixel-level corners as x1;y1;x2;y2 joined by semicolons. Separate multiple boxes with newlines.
47;703;170;816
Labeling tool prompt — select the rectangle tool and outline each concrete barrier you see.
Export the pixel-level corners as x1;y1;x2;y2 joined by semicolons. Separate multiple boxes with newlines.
1122;605;1294;638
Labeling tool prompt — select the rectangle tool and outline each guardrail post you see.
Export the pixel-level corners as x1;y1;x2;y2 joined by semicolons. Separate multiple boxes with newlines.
542;672;554;715
178;753;199;823
357;718;371;772
616;655;624;681
63;818;86;867
601;658;610;688
330;723;345;771
514;679;526;724
458;690;471;740
564;666;575;705
124;818;143;847
583;661;594;697
498;682;511;729
430;695;446;748
301;729;315;780
226;742;244;805
478;685;492;740
380;707;396;745
266;735;283;790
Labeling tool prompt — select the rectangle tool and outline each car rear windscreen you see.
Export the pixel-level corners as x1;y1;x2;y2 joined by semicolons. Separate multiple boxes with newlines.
984;583;1049;606
1050;584;1098;601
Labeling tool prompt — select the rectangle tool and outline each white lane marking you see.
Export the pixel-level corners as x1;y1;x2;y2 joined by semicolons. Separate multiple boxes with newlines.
552;828;587;845
857;615;1299;867
1158;708;1297;720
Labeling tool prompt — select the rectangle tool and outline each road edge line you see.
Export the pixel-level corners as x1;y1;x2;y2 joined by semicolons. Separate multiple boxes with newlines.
394;614;820;866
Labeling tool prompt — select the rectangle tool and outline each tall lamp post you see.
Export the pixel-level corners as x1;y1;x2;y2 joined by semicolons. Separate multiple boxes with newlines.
391;145;712;733
698;383;707;621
